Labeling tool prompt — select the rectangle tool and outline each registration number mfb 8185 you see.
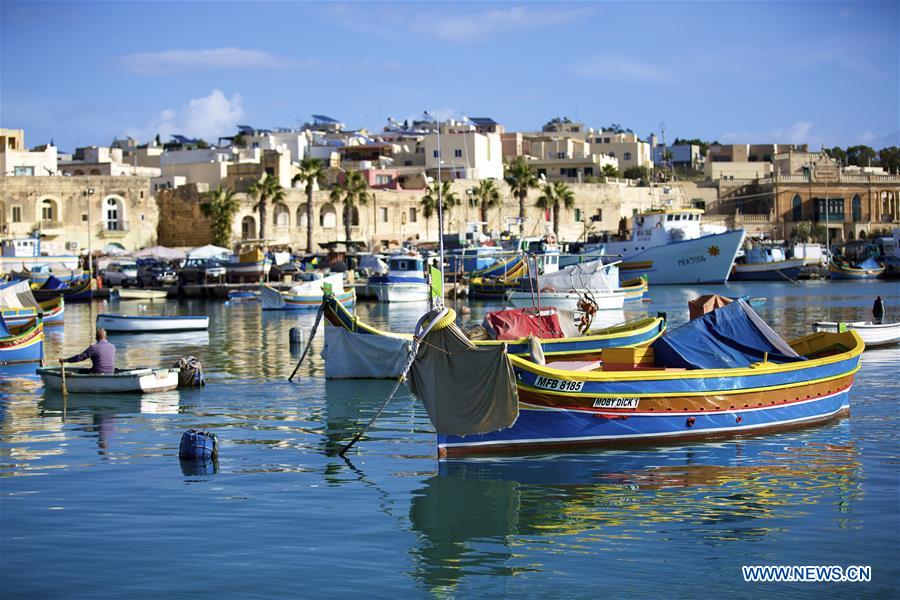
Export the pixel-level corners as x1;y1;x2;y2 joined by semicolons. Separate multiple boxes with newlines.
533;376;584;392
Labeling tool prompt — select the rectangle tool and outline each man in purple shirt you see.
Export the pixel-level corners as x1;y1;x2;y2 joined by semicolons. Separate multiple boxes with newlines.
61;329;116;374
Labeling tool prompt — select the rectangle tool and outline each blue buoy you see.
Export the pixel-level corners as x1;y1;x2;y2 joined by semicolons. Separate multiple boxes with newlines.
179;429;218;460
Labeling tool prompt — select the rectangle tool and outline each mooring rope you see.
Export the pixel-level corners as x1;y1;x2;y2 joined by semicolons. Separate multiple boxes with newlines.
288;300;325;381
338;308;450;456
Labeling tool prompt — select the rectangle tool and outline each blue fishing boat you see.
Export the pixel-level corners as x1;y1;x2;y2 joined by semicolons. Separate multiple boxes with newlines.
0;314;44;365
408;299;863;458
31;275;93;303
367;255;429;302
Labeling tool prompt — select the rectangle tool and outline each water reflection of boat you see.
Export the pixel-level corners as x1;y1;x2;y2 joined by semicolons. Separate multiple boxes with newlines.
410;436;860;590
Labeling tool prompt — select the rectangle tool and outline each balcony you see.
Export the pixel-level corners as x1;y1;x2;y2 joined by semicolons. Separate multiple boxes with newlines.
98;220;130;238
36;220;65;236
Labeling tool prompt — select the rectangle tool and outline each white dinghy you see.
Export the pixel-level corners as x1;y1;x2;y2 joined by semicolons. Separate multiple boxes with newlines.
97;313;209;333
812;321;900;348
37;366;179;393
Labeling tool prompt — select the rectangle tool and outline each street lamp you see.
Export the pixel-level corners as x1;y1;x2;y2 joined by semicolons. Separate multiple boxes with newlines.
84;187;95;275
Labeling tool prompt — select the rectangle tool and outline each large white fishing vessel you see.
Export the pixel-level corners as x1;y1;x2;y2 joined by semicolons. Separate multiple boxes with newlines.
569;209;745;284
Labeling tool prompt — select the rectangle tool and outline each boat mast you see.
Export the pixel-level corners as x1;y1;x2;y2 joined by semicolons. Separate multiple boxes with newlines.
436;111;445;308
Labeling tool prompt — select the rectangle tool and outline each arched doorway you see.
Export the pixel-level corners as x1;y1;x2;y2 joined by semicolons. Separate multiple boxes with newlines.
791;194;802;222
241;215;256;240
852;195;862;222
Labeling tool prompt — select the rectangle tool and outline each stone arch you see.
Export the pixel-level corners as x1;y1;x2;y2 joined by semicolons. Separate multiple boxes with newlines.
90;168;101;175
73;169;84;176
320;202;336;228
102;195;126;231
241;215;256;240
273;203;290;227
296;203;308;229
349;205;360;226
36;195;62;223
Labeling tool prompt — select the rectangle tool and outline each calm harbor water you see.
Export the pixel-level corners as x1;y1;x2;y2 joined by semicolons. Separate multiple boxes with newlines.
1;281;898;598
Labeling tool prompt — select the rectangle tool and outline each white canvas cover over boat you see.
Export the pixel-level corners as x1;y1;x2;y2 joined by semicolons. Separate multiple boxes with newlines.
537;259;615;293
359;254;389;275
0;280;41;310
289;273;345;296
322;324;412;378
187;244;231;259
132;246;187;261
408;320;518;436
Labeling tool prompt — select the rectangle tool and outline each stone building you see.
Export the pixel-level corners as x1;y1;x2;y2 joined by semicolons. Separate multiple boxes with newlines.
0;175;159;256
156;179;660;251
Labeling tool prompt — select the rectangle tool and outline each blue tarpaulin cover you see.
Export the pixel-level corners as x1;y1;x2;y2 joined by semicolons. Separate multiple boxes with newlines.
42;276;66;290
858;257;880;269
651;299;805;369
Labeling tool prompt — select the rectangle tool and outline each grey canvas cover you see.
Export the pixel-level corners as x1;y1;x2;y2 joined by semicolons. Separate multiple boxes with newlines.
408;321;518;436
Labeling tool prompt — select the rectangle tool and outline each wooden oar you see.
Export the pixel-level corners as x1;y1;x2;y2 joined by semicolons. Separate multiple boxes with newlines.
59;358;68;396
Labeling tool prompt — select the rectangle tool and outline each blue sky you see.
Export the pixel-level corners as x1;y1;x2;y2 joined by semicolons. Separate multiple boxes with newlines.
2;1;898;152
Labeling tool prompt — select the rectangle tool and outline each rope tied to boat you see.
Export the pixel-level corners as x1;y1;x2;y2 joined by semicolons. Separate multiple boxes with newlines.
338;307;450;457
288;299;326;381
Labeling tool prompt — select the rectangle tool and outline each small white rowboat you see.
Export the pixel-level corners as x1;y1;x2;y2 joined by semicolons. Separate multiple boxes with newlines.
97;313;209;333
813;321;900;348
37;366;179;393
114;288;168;300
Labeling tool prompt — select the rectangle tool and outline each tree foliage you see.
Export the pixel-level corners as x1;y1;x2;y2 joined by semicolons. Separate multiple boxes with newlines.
248;174;285;240
878;146;900;173
200;186;240;248
623;165;650;183
504;157;539;223
535;181;576;238
789;222;827;244
292;158;328;251
420;179;460;239
601;164;619;178
470;179;501;233
329;170;370;242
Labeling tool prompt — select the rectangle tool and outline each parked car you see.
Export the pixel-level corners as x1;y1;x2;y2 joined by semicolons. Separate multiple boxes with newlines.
136;258;177;287
101;262;138;287
178;258;227;285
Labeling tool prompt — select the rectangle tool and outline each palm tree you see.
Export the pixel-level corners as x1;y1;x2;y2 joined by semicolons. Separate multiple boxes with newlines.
535;181;575;238
470;179;500;233
601;164;619;178
329;170;370;243
292;157;328;252
200;186;240;248
504;157;538;224
420;179;459;240
247;174;285;240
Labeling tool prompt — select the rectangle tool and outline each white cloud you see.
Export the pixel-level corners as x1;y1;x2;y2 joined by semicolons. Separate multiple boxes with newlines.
857;129;900;148
120;47;307;75
568;56;672;83
720;121;826;146
125;89;244;143
412;5;596;42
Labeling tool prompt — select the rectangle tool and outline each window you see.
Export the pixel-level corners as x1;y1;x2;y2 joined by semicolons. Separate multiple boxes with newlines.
380;207;388;223
404;160;412;166
12;206;22;222
604;137;610;143
433;150;440;158
297;204;308;229
105;197;120;230
241;215;256;239
41;200;54;221
454;149;462;158
575;208;582;222
852;195;862;222
608;152;616;158
624;152;632;161
792;194;802;221
557;152;566;159
583;167;593;176
13;166;34;176
409;207;417;223
537;168;547;177
594;138;602;144
82;213;88;222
